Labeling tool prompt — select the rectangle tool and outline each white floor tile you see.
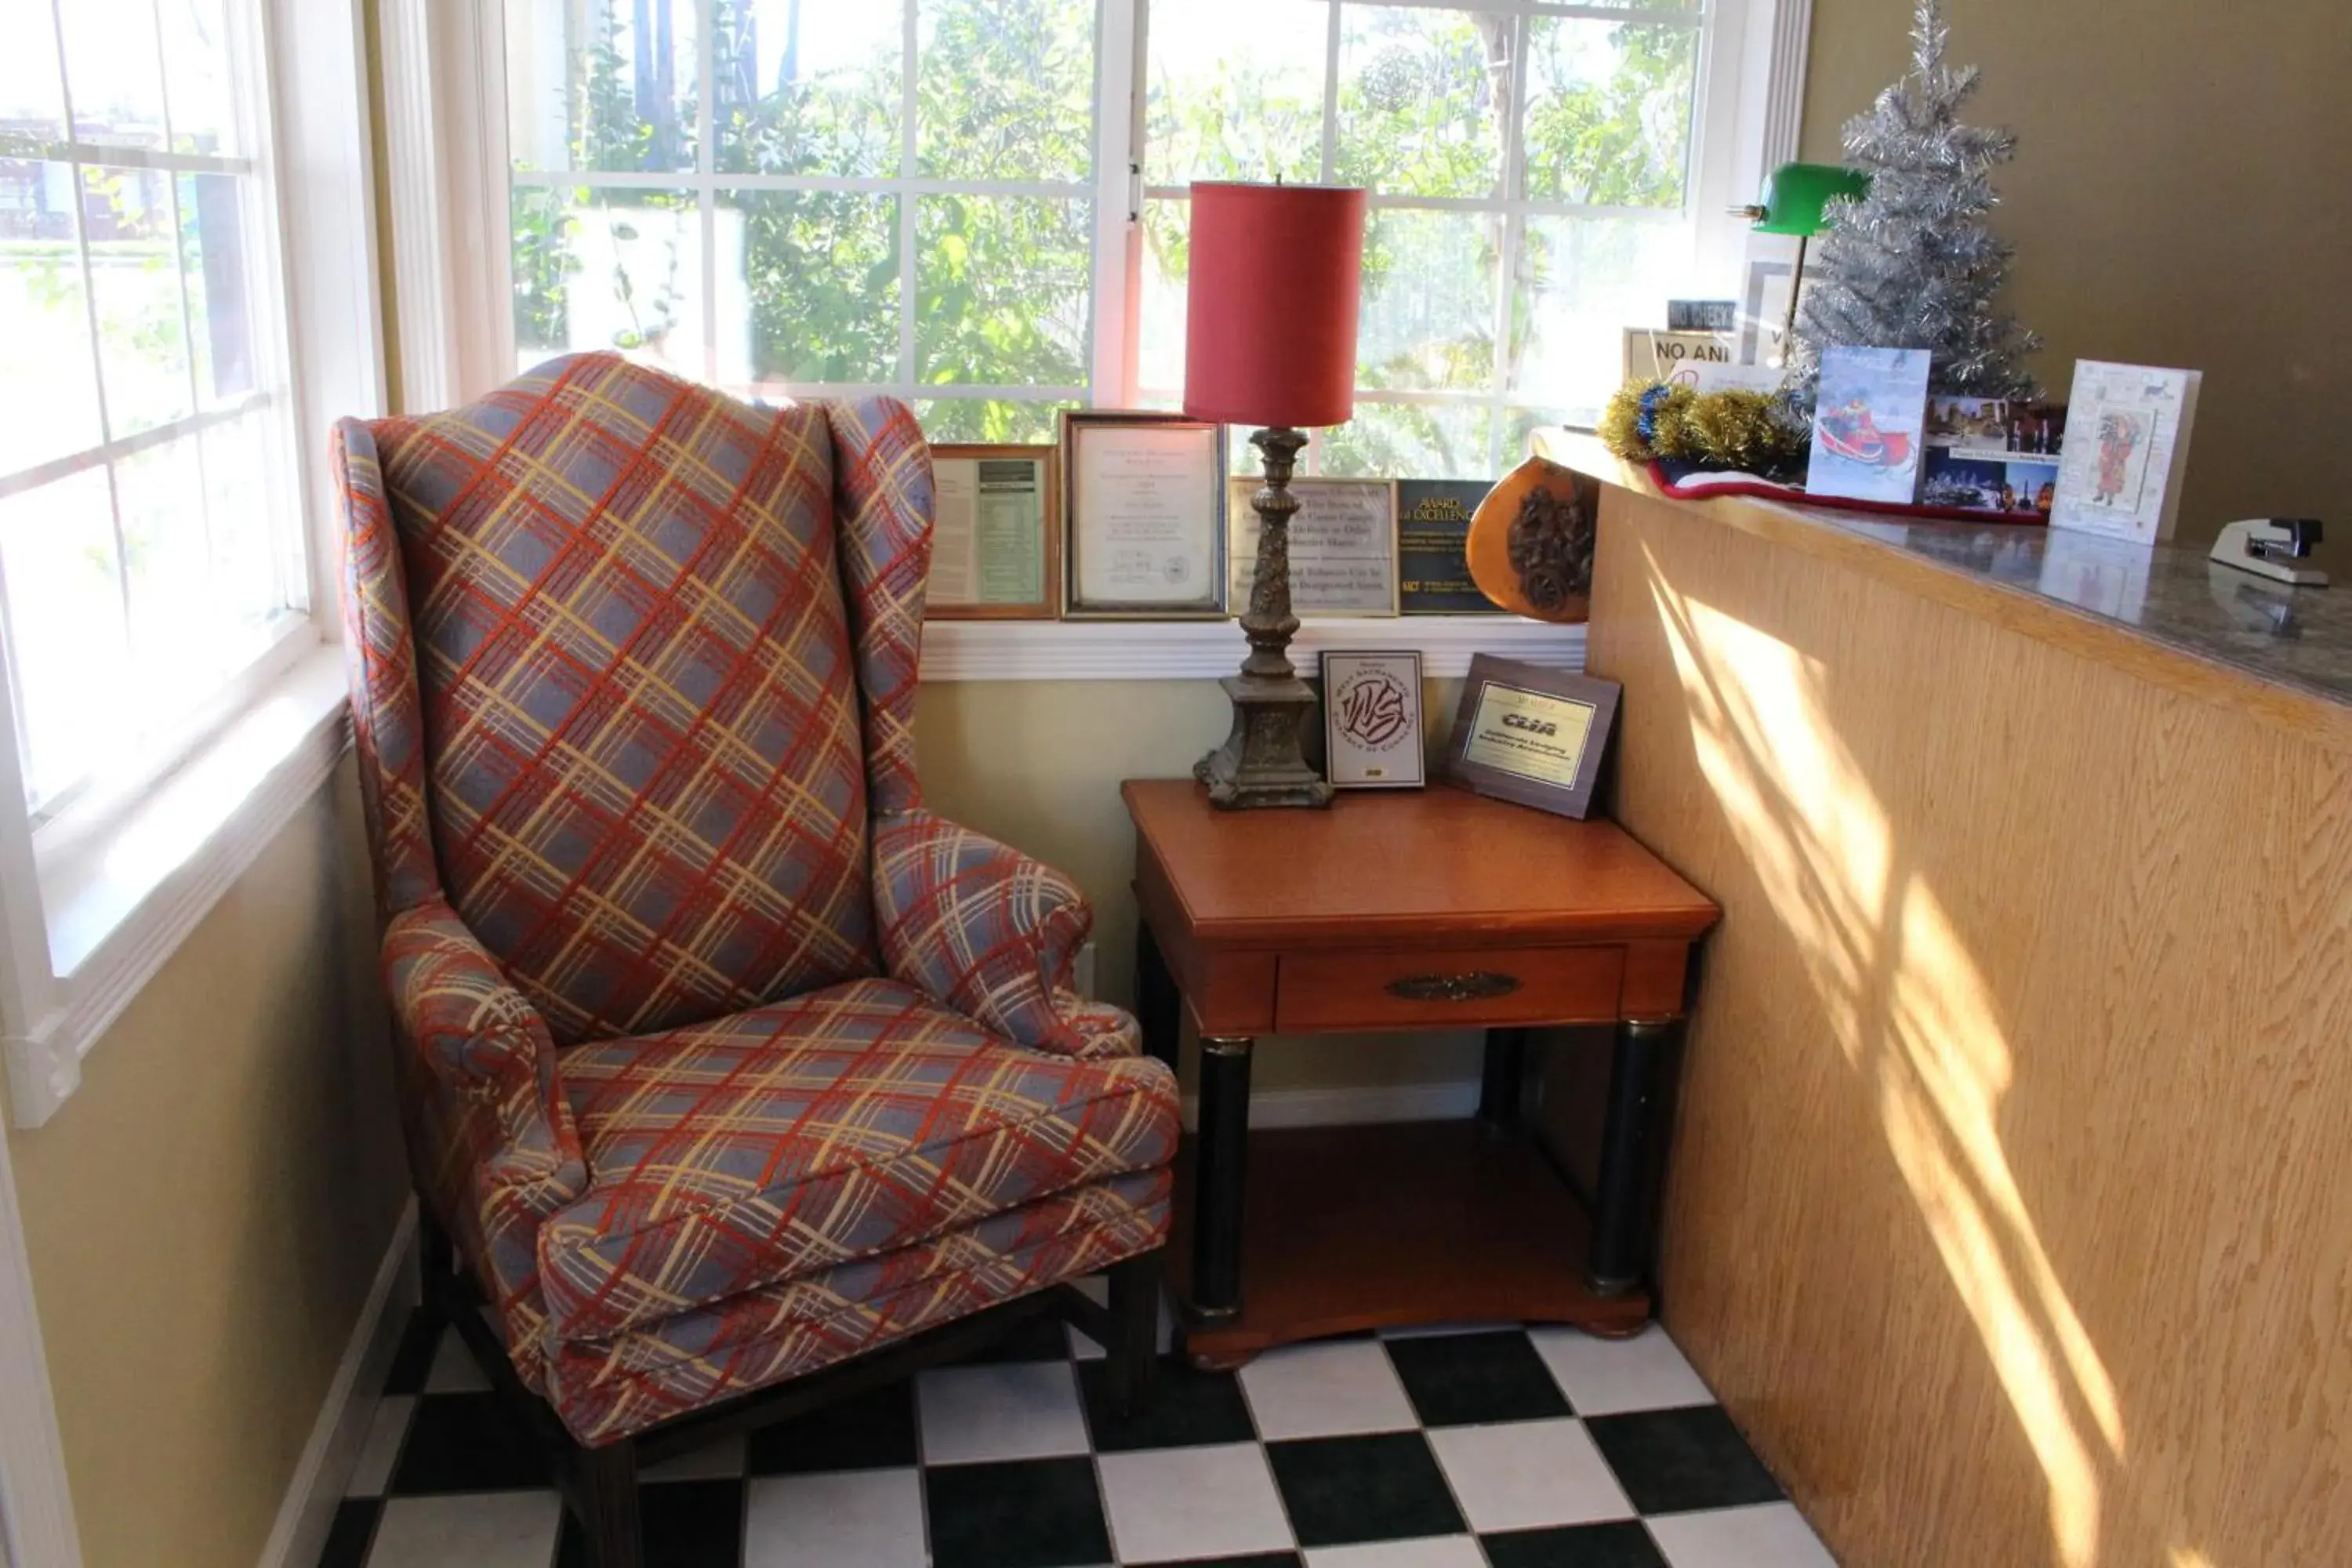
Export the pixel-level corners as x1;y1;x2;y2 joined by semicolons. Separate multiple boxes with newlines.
1098;1442;1294;1563
365;1491;563;1568
1649;1502;1839;1568
1302;1537;1487;1568
347;1396;413;1497
1237;1339;1418;1440
423;1331;492;1395
743;1468;927;1568
1428;1417;1634;1532
915;1360;1090;1464
640;1432;746;1482
1530;1323;1715;1416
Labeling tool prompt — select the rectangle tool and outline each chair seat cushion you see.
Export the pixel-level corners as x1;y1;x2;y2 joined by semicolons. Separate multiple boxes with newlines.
539;978;1178;1341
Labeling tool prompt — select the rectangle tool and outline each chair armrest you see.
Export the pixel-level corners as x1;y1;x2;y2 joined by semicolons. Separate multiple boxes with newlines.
872;810;1140;1059
384;903;589;1377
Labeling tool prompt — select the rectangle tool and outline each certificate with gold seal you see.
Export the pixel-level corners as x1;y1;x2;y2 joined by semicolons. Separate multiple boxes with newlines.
1445;655;1621;819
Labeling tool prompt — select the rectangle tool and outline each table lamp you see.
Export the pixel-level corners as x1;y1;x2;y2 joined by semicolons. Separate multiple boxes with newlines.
1184;180;1368;811
1737;162;1869;364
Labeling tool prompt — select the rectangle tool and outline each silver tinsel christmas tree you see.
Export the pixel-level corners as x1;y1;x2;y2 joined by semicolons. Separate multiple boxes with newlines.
1791;0;2041;400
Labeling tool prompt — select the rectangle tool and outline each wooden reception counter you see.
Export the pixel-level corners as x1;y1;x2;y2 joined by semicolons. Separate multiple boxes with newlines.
1570;441;2352;1568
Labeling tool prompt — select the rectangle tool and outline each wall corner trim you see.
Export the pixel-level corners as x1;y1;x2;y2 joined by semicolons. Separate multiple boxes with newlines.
255;1201;419;1568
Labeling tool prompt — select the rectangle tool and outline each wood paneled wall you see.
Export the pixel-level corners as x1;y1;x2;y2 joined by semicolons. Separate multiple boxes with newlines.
1584;481;2352;1568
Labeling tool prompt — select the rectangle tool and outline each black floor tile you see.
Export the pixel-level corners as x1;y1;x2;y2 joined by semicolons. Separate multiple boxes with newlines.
641;1479;744;1568
315;1497;381;1568
924;1456;1112;1568
743;1380;919;1474
385;1392;554;1495
381;1308;442;1396
1076;1355;1256;1452
1264;1432;1465;1548
953;1308;1076;1364
1483;1520;1671;1568
1585;1405;1784;1515
1384;1329;1573;1427
1129;1556;1301;1568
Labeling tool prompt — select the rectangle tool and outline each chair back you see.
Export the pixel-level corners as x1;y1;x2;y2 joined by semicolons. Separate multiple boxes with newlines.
336;354;934;1043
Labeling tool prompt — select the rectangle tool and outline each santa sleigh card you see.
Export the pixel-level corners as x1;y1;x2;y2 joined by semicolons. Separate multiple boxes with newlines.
1806;347;1933;505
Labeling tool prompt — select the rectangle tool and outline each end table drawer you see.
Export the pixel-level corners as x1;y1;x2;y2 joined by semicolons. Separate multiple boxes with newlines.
1276;945;1624;1030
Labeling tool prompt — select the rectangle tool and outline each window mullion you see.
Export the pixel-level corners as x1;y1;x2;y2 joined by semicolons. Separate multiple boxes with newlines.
1089;0;1144;408
1320;0;1341;183
1490;9;1530;475
699;0;717;386
898;0;920;394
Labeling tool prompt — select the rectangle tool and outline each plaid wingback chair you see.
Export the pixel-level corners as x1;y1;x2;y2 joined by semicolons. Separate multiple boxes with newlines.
335;352;1177;1564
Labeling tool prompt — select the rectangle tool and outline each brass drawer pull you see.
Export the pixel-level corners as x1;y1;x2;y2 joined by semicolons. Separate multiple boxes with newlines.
1386;971;1523;1003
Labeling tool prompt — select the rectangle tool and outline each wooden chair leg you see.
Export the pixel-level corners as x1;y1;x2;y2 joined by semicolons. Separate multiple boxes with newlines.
576;1439;642;1568
416;1202;458;1321
1105;1250;1162;1418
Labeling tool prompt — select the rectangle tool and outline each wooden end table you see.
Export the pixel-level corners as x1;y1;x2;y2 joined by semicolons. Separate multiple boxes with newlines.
1123;778;1720;1368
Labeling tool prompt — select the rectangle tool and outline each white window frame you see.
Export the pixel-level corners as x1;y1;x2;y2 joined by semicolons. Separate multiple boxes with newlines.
0;0;389;1138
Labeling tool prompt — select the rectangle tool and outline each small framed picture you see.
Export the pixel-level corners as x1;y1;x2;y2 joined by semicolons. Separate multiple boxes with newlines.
1228;477;1399;615
926;444;1059;620
1061;410;1229;619
1321;650;1425;789
1445;654;1621;819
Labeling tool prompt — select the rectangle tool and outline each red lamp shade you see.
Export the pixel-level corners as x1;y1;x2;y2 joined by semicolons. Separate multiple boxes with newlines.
1182;182;1367;430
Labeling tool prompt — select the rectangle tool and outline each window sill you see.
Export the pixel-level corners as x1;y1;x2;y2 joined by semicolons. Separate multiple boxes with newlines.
918;614;1587;681
7;647;352;1128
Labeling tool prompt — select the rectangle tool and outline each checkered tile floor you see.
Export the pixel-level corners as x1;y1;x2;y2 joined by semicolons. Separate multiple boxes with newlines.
319;1293;1837;1568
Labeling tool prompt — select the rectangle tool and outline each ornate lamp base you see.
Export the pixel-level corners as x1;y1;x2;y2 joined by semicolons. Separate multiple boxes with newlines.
1195;426;1334;811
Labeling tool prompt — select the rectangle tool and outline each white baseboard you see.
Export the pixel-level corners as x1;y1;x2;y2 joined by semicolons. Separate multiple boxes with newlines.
1180;1078;1479;1132
256;1199;419;1568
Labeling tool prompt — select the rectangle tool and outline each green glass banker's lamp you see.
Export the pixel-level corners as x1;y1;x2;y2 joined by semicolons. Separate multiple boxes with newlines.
1737;162;1870;364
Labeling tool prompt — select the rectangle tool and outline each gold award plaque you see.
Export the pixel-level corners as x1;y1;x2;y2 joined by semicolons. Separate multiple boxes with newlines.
1460;683;1596;788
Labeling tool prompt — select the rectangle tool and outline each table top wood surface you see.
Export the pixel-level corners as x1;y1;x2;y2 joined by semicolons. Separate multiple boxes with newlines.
1122;778;1719;949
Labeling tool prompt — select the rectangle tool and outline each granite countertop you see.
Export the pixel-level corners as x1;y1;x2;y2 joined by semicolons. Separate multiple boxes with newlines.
1784;513;2352;711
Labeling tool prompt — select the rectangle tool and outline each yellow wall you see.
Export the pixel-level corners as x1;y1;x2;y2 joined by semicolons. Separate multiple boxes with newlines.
7;761;408;1568
1801;0;2352;567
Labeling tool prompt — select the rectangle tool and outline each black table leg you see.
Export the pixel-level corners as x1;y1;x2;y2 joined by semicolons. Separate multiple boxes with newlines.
1588;1016;1683;1297
1190;1033;1254;1323
1134;921;1181;1072
1479;1026;1529;1130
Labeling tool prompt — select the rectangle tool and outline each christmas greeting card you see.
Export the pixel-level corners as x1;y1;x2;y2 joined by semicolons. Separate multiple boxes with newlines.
2049;361;2202;544
1806;347;1932;505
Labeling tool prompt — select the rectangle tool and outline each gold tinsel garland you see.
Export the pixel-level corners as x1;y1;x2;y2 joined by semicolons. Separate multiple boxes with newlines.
1600;381;1811;478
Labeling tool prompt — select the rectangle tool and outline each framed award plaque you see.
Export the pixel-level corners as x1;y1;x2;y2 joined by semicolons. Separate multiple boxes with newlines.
1444;654;1620;818
1320;650;1425;789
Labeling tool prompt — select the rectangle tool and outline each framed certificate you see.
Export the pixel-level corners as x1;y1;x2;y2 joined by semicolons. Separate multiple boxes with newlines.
1062;411;1228;619
926;444;1058;620
1444;654;1621;819
1227;477;1399;616
1321;650;1425;789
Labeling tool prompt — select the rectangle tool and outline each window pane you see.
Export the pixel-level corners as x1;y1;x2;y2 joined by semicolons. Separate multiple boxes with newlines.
1511;215;1691;423
1358;209;1500;394
84;165;191;437
915;196;1090;387
1144;0;1326;187
59;0;169;149
913;397;1075;446
199;408;287;626
117;437;224;713
1136;196;1188;394
721;190;898;388
181;172;254;403
510;187;702;379
1523;20;1697;209
1319;401;1493;481
160;0;241;157
1335;5;1508;200
0;0;68;143
0;165;105;474
0;470;130;810
715;2;900;177
916;0;1093;183
506;0;699;174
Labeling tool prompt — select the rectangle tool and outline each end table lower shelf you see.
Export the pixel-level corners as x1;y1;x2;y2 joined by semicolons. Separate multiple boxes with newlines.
1167;1120;1652;1369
